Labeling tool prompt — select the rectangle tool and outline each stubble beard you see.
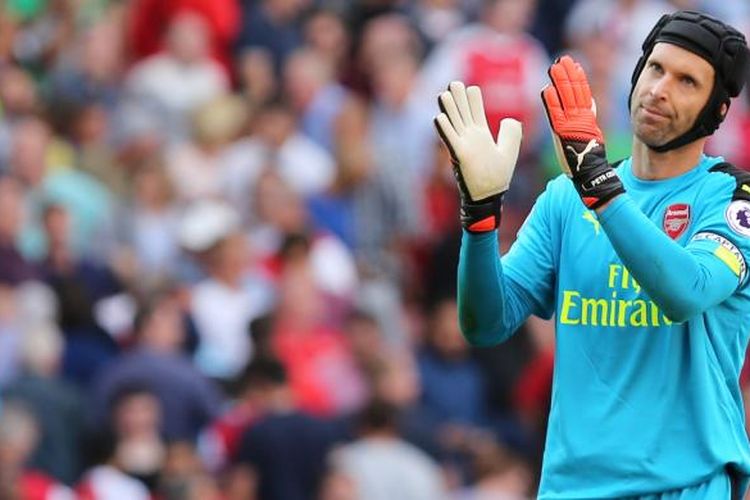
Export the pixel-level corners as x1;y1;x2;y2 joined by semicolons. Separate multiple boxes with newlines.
631;107;678;148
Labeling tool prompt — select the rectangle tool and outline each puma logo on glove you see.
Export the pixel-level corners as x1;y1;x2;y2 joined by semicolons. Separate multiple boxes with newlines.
566;139;600;173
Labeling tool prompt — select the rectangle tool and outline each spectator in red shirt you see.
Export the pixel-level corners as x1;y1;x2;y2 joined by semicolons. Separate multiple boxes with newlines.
268;247;367;417
126;0;239;74
0;402;74;500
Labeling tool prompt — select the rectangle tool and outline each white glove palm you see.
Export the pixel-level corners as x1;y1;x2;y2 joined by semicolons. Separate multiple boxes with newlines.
435;82;522;202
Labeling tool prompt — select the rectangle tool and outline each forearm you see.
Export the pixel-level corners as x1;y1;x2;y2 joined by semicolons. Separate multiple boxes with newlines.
458;230;531;345
598;195;737;322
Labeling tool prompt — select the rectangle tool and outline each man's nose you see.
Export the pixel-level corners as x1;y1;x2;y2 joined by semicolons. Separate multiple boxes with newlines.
648;76;670;100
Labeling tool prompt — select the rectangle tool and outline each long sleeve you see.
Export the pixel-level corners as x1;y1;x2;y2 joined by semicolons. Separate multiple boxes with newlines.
458;183;558;346
599;194;743;323
458;231;514;346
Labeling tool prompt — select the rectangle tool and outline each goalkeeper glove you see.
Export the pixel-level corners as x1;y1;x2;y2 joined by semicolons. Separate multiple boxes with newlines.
434;81;522;233
541;55;625;210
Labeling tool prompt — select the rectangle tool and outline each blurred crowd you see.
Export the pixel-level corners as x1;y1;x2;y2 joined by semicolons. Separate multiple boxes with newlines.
0;0;749;499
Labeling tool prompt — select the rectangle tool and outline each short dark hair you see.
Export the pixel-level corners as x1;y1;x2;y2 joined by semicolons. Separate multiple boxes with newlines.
131;286;178;339
241;357;288;390
107;381;157;416
357;399;398;433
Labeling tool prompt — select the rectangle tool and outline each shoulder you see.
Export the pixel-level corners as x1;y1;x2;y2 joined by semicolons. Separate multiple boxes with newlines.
547;173;574;189
537;174;580;207
515;176;579;238
704;160;750;202
128;54;172;78
516;32;550;58
693;160;750;253
697;160;750;231
441;24;489;45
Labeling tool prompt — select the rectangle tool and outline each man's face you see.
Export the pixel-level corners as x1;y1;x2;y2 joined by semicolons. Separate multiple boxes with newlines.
630;42;716;147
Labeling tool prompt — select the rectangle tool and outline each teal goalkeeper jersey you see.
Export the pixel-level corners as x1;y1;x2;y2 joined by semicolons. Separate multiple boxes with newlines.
458;155;750;498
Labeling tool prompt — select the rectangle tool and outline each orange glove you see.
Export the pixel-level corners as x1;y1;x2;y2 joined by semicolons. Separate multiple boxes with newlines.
542;56;624;210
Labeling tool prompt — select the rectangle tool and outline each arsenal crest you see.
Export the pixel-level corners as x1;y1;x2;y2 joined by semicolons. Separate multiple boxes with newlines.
663;203;691;240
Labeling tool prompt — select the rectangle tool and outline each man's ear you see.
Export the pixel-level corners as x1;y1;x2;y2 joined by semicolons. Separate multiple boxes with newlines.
719;102;729;119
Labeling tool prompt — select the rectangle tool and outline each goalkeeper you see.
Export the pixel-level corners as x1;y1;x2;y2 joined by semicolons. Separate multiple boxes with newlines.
435;10;750;499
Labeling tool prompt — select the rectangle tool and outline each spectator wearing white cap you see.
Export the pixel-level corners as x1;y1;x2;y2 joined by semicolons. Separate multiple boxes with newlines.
180;201;274;382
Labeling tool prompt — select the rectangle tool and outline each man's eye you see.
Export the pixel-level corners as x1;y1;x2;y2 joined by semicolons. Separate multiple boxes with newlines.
681;76;696;87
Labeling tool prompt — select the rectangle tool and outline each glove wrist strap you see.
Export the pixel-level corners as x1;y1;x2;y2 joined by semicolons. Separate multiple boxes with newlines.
461;193;504;233
564;143;626;210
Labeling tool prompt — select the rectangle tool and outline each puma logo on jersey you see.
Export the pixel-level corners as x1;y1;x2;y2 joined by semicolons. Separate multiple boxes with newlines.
582;210;600;236
566;139;600;172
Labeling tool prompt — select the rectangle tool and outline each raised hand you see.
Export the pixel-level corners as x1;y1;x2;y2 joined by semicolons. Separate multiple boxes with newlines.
435;81;522;232
542;56;625;210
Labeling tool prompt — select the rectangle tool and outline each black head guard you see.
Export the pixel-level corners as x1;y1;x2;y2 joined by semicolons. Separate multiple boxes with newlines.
629;10;750;152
